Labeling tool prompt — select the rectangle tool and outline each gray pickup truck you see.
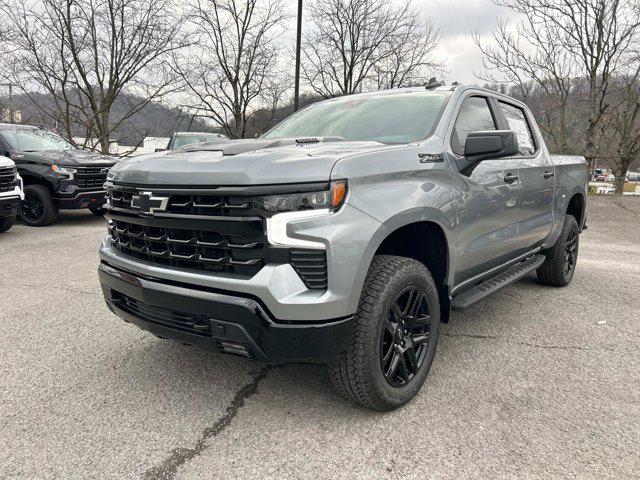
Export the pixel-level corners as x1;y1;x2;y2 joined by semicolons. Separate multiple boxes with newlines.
99;85;587;410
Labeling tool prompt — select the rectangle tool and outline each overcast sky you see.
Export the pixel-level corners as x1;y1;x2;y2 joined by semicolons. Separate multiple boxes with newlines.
421;0;518;84
289;0;519;86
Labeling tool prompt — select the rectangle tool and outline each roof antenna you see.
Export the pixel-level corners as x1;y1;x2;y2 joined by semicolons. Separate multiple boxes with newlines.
425;77;445;90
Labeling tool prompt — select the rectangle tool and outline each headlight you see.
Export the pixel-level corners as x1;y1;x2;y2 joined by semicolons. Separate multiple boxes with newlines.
51;165;77;178
254;180;347;215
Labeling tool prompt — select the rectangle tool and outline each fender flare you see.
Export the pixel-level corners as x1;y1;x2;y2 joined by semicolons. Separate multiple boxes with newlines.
348;207;456;310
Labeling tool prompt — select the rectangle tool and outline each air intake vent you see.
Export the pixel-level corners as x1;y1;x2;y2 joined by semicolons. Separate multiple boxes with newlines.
290;249;328;290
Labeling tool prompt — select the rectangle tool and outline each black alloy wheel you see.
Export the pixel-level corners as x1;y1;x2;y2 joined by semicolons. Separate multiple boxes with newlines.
564;227;578;279
19;184;59;227
536;214;579;287
380;286;432;387
328;255;440;410
22;191;44;222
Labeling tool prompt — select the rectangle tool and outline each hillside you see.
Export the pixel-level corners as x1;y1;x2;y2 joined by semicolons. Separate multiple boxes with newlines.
0;92;222;147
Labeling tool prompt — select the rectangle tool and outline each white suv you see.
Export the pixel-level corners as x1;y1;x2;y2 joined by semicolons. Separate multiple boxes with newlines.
0;155;24;233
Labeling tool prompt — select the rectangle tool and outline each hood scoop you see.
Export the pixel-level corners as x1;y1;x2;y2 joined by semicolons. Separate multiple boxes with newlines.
295;137;320;144
179;136;346;156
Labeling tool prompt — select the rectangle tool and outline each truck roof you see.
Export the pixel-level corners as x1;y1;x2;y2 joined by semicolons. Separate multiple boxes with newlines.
173;131;226;137
315;84;521;102
0;123;37;130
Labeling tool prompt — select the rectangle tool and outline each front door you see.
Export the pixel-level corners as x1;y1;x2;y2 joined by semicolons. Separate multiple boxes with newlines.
448;95;523;284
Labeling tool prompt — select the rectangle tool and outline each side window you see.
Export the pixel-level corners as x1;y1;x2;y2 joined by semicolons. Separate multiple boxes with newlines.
499;102;536;156
451;97;497;156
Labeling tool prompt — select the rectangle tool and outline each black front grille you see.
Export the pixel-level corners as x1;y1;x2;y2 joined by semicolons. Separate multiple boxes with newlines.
76;167;109;189
114;292;213;336
109;189;255;217
106;185;329;288
0;167;16;193
108;216;271;276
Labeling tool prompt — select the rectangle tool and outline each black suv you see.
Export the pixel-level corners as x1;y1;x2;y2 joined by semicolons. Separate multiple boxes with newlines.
0;124;117;226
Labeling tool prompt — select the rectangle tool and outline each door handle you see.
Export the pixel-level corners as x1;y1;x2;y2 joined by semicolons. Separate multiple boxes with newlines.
542;171;555;180
503;173;519;183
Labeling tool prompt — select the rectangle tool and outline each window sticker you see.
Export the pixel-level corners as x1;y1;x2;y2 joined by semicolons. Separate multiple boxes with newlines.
506;116;534;151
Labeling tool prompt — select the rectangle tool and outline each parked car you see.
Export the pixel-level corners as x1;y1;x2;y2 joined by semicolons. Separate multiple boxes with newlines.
626;171;639;182
0;154;23;233
157;132;229;151
99;85;587;410
0;124;117;226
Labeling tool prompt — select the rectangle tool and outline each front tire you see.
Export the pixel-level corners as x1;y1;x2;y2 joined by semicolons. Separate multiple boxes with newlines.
328;255;440;411
19;184;59;227
537;214;580;287
0;216;15;233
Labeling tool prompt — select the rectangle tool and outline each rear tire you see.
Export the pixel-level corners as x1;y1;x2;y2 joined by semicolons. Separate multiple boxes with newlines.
537;214;579;287
328;255;440;411
19;184;59;227
0;216;15;233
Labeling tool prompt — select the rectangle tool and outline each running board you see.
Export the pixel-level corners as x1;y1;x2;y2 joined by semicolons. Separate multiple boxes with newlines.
451;254;546;311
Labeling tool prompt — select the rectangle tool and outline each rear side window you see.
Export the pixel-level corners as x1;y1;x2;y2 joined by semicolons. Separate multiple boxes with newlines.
451;97;497;156
499;102;536;155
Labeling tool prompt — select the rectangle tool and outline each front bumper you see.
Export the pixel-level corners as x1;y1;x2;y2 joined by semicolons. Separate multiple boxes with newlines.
99;203;383;321
0;195;21;218
55;189;107;209
99;261;355;364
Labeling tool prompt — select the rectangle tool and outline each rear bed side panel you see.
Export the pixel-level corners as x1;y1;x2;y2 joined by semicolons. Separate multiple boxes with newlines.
545;155;588;248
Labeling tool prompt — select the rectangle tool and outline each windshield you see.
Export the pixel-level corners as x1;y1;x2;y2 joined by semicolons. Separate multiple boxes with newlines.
1;128;74;152
263;91;451;144
171;134;226;149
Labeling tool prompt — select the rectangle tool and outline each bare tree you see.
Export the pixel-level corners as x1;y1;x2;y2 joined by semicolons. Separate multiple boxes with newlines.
174;0;287;139
0;0;186;153
476;19;579;153
477;0;640;169
600;61;640;193
372;16;443;90
302;0;443;98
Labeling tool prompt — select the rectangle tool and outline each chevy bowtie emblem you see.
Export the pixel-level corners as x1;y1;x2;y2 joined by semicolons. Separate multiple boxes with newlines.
131;192;169;215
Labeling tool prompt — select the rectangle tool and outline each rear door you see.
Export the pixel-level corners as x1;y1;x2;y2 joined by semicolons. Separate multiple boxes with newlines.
495;101;554;253
449;95;523;284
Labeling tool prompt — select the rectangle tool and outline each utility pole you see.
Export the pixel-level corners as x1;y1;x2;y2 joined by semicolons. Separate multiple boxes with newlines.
293;0;303;112
1;83;14;124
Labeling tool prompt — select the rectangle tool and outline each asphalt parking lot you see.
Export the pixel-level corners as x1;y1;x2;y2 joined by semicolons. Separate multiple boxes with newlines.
1;196;639;479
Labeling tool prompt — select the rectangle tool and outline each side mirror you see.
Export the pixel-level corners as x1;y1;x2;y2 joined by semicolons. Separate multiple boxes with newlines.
456;130;519;175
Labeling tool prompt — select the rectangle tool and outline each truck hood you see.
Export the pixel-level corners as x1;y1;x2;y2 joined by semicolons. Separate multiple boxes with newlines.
109;138;386;186
0;155;14;168
18;149;116;167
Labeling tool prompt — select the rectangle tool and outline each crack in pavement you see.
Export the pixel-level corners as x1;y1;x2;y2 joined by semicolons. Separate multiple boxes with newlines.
442;333;617;352
142;366;272;480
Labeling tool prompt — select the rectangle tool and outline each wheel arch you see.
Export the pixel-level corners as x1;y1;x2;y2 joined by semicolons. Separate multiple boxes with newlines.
566;191;586;229
20;172;54;193
353;210;455;322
